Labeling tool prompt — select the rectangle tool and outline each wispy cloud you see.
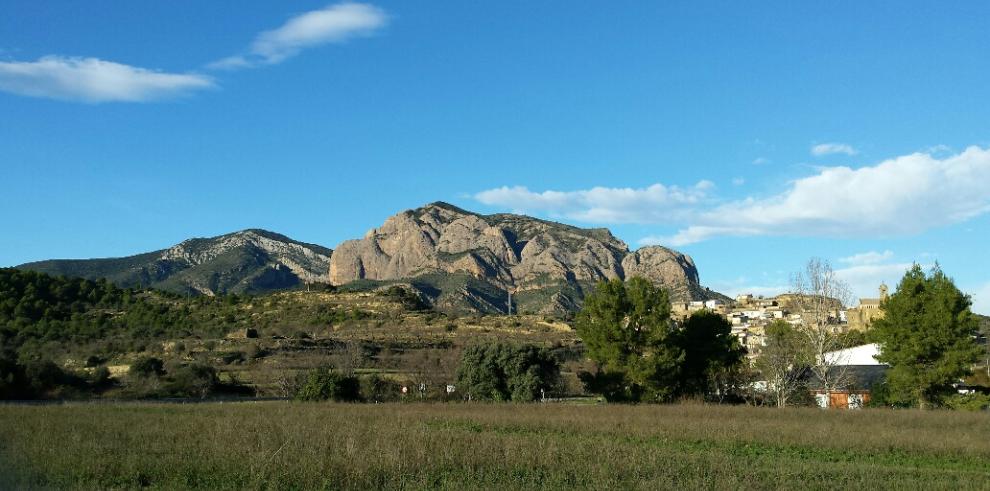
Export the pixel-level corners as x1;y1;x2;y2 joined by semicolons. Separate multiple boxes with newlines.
752;157;770;165
835;262;914;302
839;250;894;267
476;146;990;248
210;2;388;69
0;56;214;103
811;142;857;157
474;182;714;224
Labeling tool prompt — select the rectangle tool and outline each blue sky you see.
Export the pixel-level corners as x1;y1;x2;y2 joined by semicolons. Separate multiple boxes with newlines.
2;1;989;313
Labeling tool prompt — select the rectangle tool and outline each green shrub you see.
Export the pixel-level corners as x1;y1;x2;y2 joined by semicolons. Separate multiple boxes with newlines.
295;367;361;402
221;351;246;365
163;363;218;399
130;357;165;377
247;344;267;359
90;366;112;387
84;355;105;368
943;392;990;411
456;343;560;402
361;374;402;402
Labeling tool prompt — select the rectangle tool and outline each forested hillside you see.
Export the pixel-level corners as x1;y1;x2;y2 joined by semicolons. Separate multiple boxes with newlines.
0;268;582;400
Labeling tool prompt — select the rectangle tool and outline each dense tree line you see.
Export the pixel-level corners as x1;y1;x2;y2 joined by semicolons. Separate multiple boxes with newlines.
574;277;746;403
0;268;258;399
0;268;256;360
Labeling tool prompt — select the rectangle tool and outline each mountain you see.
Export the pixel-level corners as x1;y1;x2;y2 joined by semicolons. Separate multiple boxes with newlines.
330;202;727;314
16;203;726;313
18;229;332;296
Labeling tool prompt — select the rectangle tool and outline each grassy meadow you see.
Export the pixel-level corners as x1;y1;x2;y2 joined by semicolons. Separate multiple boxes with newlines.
1;402;989;489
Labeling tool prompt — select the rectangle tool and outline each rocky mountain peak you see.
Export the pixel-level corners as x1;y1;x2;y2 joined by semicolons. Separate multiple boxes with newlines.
329;202;722;313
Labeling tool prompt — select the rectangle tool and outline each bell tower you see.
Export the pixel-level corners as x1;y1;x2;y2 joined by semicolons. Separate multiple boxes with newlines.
879;283;889;301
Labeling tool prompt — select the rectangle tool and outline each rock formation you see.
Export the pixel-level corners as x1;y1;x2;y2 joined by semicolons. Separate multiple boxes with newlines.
329;202;723;313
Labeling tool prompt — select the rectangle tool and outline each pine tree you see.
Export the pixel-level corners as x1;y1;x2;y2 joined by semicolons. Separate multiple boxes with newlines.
675;310;746;398
871;264;982;408
574;277;683;402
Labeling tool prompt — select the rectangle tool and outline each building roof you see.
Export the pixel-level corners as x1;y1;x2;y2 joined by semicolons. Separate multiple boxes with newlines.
824;343;885;366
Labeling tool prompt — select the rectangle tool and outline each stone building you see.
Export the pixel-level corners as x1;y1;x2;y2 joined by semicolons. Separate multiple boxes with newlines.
846;284;888;331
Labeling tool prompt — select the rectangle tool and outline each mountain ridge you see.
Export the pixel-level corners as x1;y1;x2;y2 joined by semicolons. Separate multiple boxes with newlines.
17;203;728;312
18;229;332;296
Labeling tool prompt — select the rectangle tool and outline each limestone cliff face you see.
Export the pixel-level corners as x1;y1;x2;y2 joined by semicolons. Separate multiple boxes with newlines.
331;202;624;287
621;246;702;300
162;230;333;285
329;202;718;312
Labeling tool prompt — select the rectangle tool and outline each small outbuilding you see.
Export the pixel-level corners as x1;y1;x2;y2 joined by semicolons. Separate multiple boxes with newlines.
809;343;889;409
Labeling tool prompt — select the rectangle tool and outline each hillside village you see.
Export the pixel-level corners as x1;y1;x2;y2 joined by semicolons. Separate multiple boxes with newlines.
673;284;889;356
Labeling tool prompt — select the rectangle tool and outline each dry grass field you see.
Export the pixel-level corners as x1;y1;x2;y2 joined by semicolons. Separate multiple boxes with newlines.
1;402;988;489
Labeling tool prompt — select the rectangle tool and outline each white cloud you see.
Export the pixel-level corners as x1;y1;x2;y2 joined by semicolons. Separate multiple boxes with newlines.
840;250;894;267
811;142;858;156
835;262;914;303
0;56;214;103
210;2;388;69
706;276;790;299
475;146;990;248
640;225;762;247
475;182;714;224
752;157;770;165
731;177;746;186
663;146;990;245
970;283;990;316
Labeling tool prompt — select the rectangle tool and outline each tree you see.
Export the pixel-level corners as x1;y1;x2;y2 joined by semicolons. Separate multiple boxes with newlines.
791;258;851;406
129;357;165;377
574;277;682;402
164;363;219;399
675;310;746;399
295;366;362;402
977;316;990;382
455;343;559;402
755;320;812;407
360;374;402;403
871;264;982;408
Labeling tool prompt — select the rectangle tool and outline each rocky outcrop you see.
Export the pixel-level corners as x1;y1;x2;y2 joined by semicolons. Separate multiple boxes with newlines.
621;246;701;300
330;202;626;287
162;229;332;285
329;202;722;313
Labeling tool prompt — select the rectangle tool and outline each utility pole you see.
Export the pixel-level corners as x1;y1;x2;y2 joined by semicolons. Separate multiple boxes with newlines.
507;289;512;315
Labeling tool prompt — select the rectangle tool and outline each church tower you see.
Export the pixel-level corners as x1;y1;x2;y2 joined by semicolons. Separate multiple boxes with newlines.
879;283;889;302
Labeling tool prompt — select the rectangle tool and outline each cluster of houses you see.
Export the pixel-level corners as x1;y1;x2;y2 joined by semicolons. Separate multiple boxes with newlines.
673;286;893;409
673;286;890;358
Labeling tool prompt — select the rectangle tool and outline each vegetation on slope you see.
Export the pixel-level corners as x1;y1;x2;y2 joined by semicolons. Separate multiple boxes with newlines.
0;268;582;400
